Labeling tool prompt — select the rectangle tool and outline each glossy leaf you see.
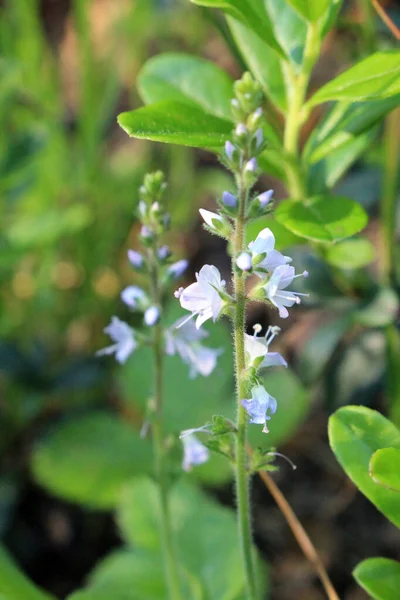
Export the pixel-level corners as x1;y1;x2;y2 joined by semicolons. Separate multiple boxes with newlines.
138;53;233;119
227;17;287;111
118;101;232;149
0;545;55;600
190;0;283;55
117;478;267;600
275;195;368;243
284;0;332;21
307;52;400;106
31;413;152;509
370;448;400;492
264;0;307;68
329;406;400;527
325;238;376;269
354;557;400;600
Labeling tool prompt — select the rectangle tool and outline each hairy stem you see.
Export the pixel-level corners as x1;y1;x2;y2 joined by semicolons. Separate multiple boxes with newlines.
233;180;258;600
149;252;183;600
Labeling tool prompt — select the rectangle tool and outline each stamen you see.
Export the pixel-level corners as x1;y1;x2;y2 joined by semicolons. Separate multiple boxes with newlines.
176;312;197;329
266;451;297;470
174;287;184;299
253;323;262;336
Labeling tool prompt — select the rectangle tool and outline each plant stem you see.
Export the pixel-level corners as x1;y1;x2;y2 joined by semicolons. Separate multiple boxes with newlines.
233;179;258;600
149;251;183;600
283;21;321;200
358;0;377;53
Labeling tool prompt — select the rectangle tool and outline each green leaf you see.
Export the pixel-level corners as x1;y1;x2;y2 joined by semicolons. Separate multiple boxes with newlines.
190;0;283;56
246;216;303;250
354;557;400;600
325;238;376;269
307;51;400;106
249;369;310;447
275;195;368;243
138;53;234;120
0;545;55;600
118;101;232;149
355;287;399;328
283;0;332;21
117;477;267;600
31;413;152;509
370;448;400;492
264;0;307;68
68;550;203;600
227;17;287;111
328;406;400;527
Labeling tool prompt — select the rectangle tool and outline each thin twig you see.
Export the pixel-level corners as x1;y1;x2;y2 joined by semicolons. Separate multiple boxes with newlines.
372;0;400;39
247;445;340;600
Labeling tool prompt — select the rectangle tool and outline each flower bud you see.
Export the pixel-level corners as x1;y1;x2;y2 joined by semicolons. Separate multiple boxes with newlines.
221;191;238;209
127;249;144;269
144;305;161;327
236;252;253;272
167;259;189;280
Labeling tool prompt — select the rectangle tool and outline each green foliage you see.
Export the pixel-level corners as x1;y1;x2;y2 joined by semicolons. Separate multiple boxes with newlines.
370;448;400;492
275;196;368;243
329;406;400;528
0;546;55;600
31;413;152;509
353;558;400;600
283;0;333;22
325;238;375;269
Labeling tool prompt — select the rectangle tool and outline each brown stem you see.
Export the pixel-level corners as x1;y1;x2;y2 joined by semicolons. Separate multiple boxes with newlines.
372;0;400;39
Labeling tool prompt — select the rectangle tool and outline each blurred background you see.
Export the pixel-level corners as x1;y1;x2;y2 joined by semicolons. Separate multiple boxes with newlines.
0;1;400;599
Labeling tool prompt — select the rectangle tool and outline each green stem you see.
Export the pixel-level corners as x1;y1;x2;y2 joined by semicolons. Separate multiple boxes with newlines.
233;180;258;600
358;0;376;54
283;21;321;200
149;252;183;600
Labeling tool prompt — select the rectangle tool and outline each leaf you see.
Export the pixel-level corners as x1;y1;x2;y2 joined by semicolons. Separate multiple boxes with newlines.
31;413;152;509
245;216;303;250
283;0;332;21
68;549;203;600
117;477;267;600
355;287;399;328
328;406;400;527
118;101;232;149
0;545;55;600
264;0;307;68
249;369;310;447
275;195;368;243
190;0;283;56
354;557;400;600
307;51;400;106
227;17;287;111
325;238;376;269
370;448;400;492
138;53;234;119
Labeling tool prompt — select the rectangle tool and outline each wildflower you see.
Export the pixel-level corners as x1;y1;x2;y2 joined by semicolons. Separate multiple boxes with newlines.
241;385;277;433
248;228;291;276
167;259;189;280
180;432;210;471
221;191;238;209
165;317;222;378
236;252;252;272
127;249;144;269
244;158;257;172
254;128;263;149
264;265;308;318
144;306;160;327
158;245;170;261
245;325;287;370
96;316;137;364
199;208;225;231
257;190;274;208
121;286;148;310
177;264;227;329
225;140;236;161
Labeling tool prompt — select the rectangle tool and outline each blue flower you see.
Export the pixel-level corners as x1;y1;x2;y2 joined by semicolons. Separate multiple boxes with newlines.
241;385;277;433
96;316;137;364
121;286;148;310
144;306;160;327
127;250;144;269
180;430;210;471
167;259;189;280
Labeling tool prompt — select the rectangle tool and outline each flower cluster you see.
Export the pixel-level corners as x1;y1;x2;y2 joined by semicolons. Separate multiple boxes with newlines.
174;73;308;469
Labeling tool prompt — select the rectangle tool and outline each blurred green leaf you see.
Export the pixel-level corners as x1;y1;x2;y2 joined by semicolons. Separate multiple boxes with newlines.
117;477;267;600
138;53;234;119
283;0;332;21
245;216;302;250
118;101;231;149
31;413;152;509
329;406;400;527
0;545;55;600
227;17;287;111
370;448;400;492
325;238;376;269
307;52;400;106
264;0;307;68
249;369;310;447
275;196;368;243
354;557;400;600
68;549;203;600
190;0;283;55
355;288;399;327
